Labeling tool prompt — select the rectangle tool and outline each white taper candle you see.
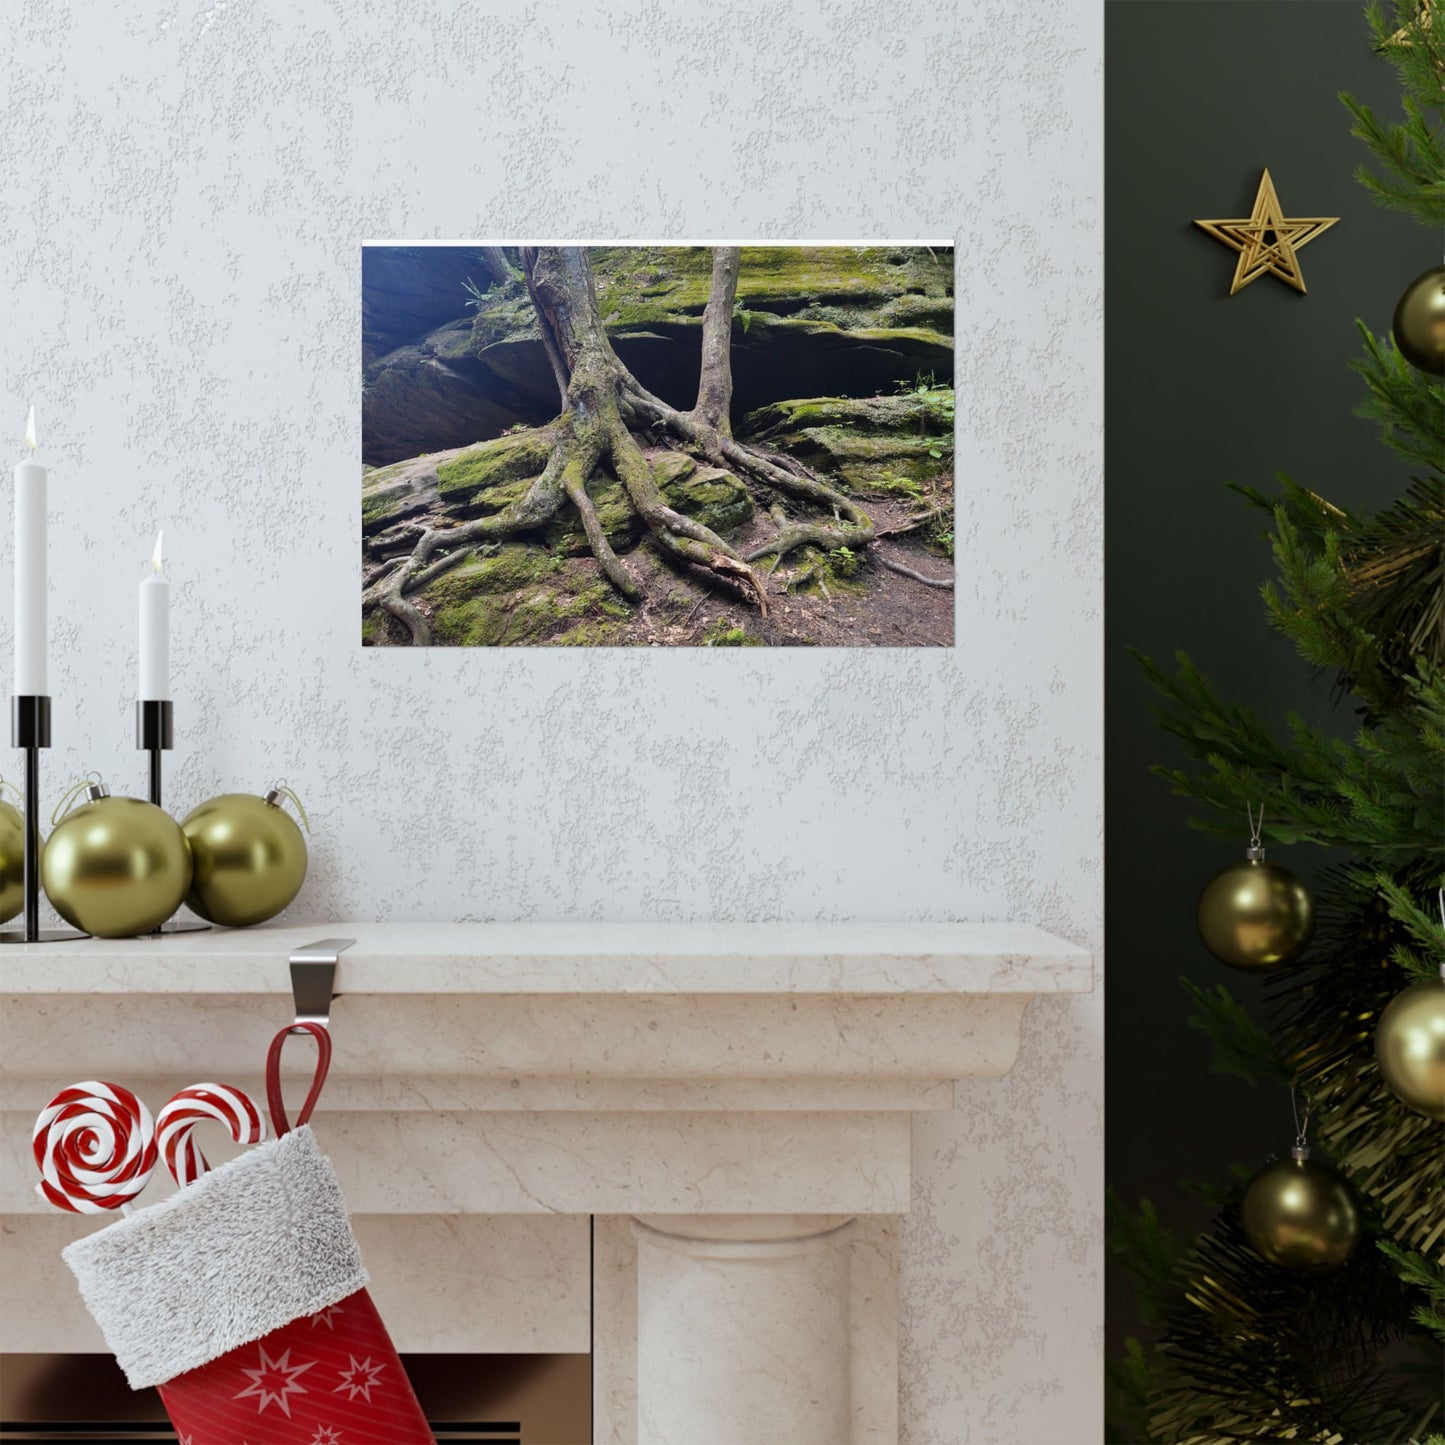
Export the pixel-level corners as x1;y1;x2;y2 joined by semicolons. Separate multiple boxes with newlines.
14;406;47;696
138;531;169;701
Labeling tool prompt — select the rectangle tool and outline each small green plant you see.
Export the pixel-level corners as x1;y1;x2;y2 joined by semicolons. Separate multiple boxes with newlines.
461;276;488;310
930;524;955;560
896;371;955;450
732;298;756;334
503;421;531;435
829;545;862;578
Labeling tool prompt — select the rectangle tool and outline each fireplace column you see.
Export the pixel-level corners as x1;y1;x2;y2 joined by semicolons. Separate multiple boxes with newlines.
632;1214;856;1445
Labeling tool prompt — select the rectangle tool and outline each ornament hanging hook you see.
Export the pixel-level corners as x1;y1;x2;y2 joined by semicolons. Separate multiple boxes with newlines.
267;779;311;834
1437;887;1444;981
51;772;104;827
1290;1086;1312;1159
1247;803;1265;860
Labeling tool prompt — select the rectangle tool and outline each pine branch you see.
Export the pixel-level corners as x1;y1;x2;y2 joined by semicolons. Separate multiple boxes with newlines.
1137;649;1445;860
1374;872;1445;982
1352;325;1445;476
1343;1;1445;231
1182;978;1294;1086
1107;1191;1186;1327
1378;1240;1445;1343
1105;1337;1153;1445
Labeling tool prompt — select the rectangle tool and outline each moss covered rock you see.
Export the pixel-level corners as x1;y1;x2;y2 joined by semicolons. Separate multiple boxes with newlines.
424;551;633;647
434;429;555;512
739;392;953;494
654;452;754;536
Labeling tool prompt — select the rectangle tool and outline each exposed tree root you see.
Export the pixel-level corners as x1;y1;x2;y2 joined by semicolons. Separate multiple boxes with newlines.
367;245;894;644
876;551;955;589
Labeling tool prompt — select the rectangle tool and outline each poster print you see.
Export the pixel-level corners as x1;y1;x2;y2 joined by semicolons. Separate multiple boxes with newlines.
362;244;954;647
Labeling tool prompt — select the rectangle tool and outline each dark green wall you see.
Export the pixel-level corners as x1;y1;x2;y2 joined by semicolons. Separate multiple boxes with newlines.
1104;0;1429;1361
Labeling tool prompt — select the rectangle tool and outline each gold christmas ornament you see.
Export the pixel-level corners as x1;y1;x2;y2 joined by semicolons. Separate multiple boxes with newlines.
1194;168;1339;296
1375;974;1445;1120
1241;1145;1361;1271
1391;265;1445;374
0;781;23;925
181;784;309;928
41;780;192;938
1197;812;1314;972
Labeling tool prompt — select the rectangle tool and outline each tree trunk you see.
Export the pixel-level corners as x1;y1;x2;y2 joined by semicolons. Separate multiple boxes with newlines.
692;246;739;435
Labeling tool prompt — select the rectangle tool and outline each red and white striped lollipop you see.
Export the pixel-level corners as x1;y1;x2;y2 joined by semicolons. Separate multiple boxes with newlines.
156;1083;266;1187
33;1081;158;1215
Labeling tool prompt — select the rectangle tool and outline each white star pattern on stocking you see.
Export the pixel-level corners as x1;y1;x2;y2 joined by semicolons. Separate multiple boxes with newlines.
310;1426;345;1444
334;1354;385;1402
233;1343;315;1418
308;1302;347;1329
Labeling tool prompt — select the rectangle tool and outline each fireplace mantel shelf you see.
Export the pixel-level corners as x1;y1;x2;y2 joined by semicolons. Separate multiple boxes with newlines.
2;920;1092;1444
0;918;1089;995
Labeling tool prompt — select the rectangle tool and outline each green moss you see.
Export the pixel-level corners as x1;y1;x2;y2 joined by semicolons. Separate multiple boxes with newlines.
361;488;408;529
548;618;626;646
786;544;869;599
543;478;643;554
652;455;752;536
435;430;553;504
703;621;764;647
578;246;951;339
651;452;695;486
737;393;952;494
426;544;551;606
868;471;927;498
662;467;754;536
741;394;930;437
429;553;638;648
362;458;432;533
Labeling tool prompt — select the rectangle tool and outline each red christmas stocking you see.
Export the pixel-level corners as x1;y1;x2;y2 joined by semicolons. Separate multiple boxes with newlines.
62;1025;434;1445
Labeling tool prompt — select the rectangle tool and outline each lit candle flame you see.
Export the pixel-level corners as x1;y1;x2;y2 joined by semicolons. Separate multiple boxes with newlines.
151;530;164;573
23;405;36;453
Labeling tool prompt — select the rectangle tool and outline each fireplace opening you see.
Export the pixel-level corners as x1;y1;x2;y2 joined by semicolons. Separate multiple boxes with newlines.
0;1352;591;1444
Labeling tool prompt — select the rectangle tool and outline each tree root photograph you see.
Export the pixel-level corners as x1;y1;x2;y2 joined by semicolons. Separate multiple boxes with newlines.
361;244;955;647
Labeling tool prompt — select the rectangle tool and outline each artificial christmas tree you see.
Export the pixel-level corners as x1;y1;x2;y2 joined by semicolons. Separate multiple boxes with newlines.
1110;3;1445;1440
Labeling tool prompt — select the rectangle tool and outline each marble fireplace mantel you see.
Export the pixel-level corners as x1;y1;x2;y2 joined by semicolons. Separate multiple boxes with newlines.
1;921;1092;1444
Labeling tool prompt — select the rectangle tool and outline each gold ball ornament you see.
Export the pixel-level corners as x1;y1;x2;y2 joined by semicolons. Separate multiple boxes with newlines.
1198;845;1314;973
181;785;309;928
1242;1147;1361;1272
1392;265;1445;375
41;782;192;937
1375;976;1445;1120
0;786;23;925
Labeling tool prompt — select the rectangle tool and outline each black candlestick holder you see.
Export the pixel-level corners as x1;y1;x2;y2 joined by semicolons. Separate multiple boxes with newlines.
0;695;87;943
136;699;209;935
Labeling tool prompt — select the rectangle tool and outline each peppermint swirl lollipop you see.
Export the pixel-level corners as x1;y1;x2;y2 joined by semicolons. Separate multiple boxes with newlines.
157;1083;266;1187
33;1081;158;1214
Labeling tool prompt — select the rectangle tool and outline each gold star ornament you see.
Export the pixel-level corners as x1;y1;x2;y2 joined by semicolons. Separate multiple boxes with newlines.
1194;169;1339;296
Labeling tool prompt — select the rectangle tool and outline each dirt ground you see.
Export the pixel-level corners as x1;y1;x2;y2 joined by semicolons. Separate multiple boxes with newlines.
609;495;954;648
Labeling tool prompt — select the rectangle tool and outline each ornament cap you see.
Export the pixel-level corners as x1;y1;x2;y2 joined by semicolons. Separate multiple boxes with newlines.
85;782;110;803
1290;1142;1309;1162
263;788;284;808
1245;843;1266;862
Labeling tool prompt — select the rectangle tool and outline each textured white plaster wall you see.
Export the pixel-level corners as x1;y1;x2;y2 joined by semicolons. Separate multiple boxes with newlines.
1;3;1102;1439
